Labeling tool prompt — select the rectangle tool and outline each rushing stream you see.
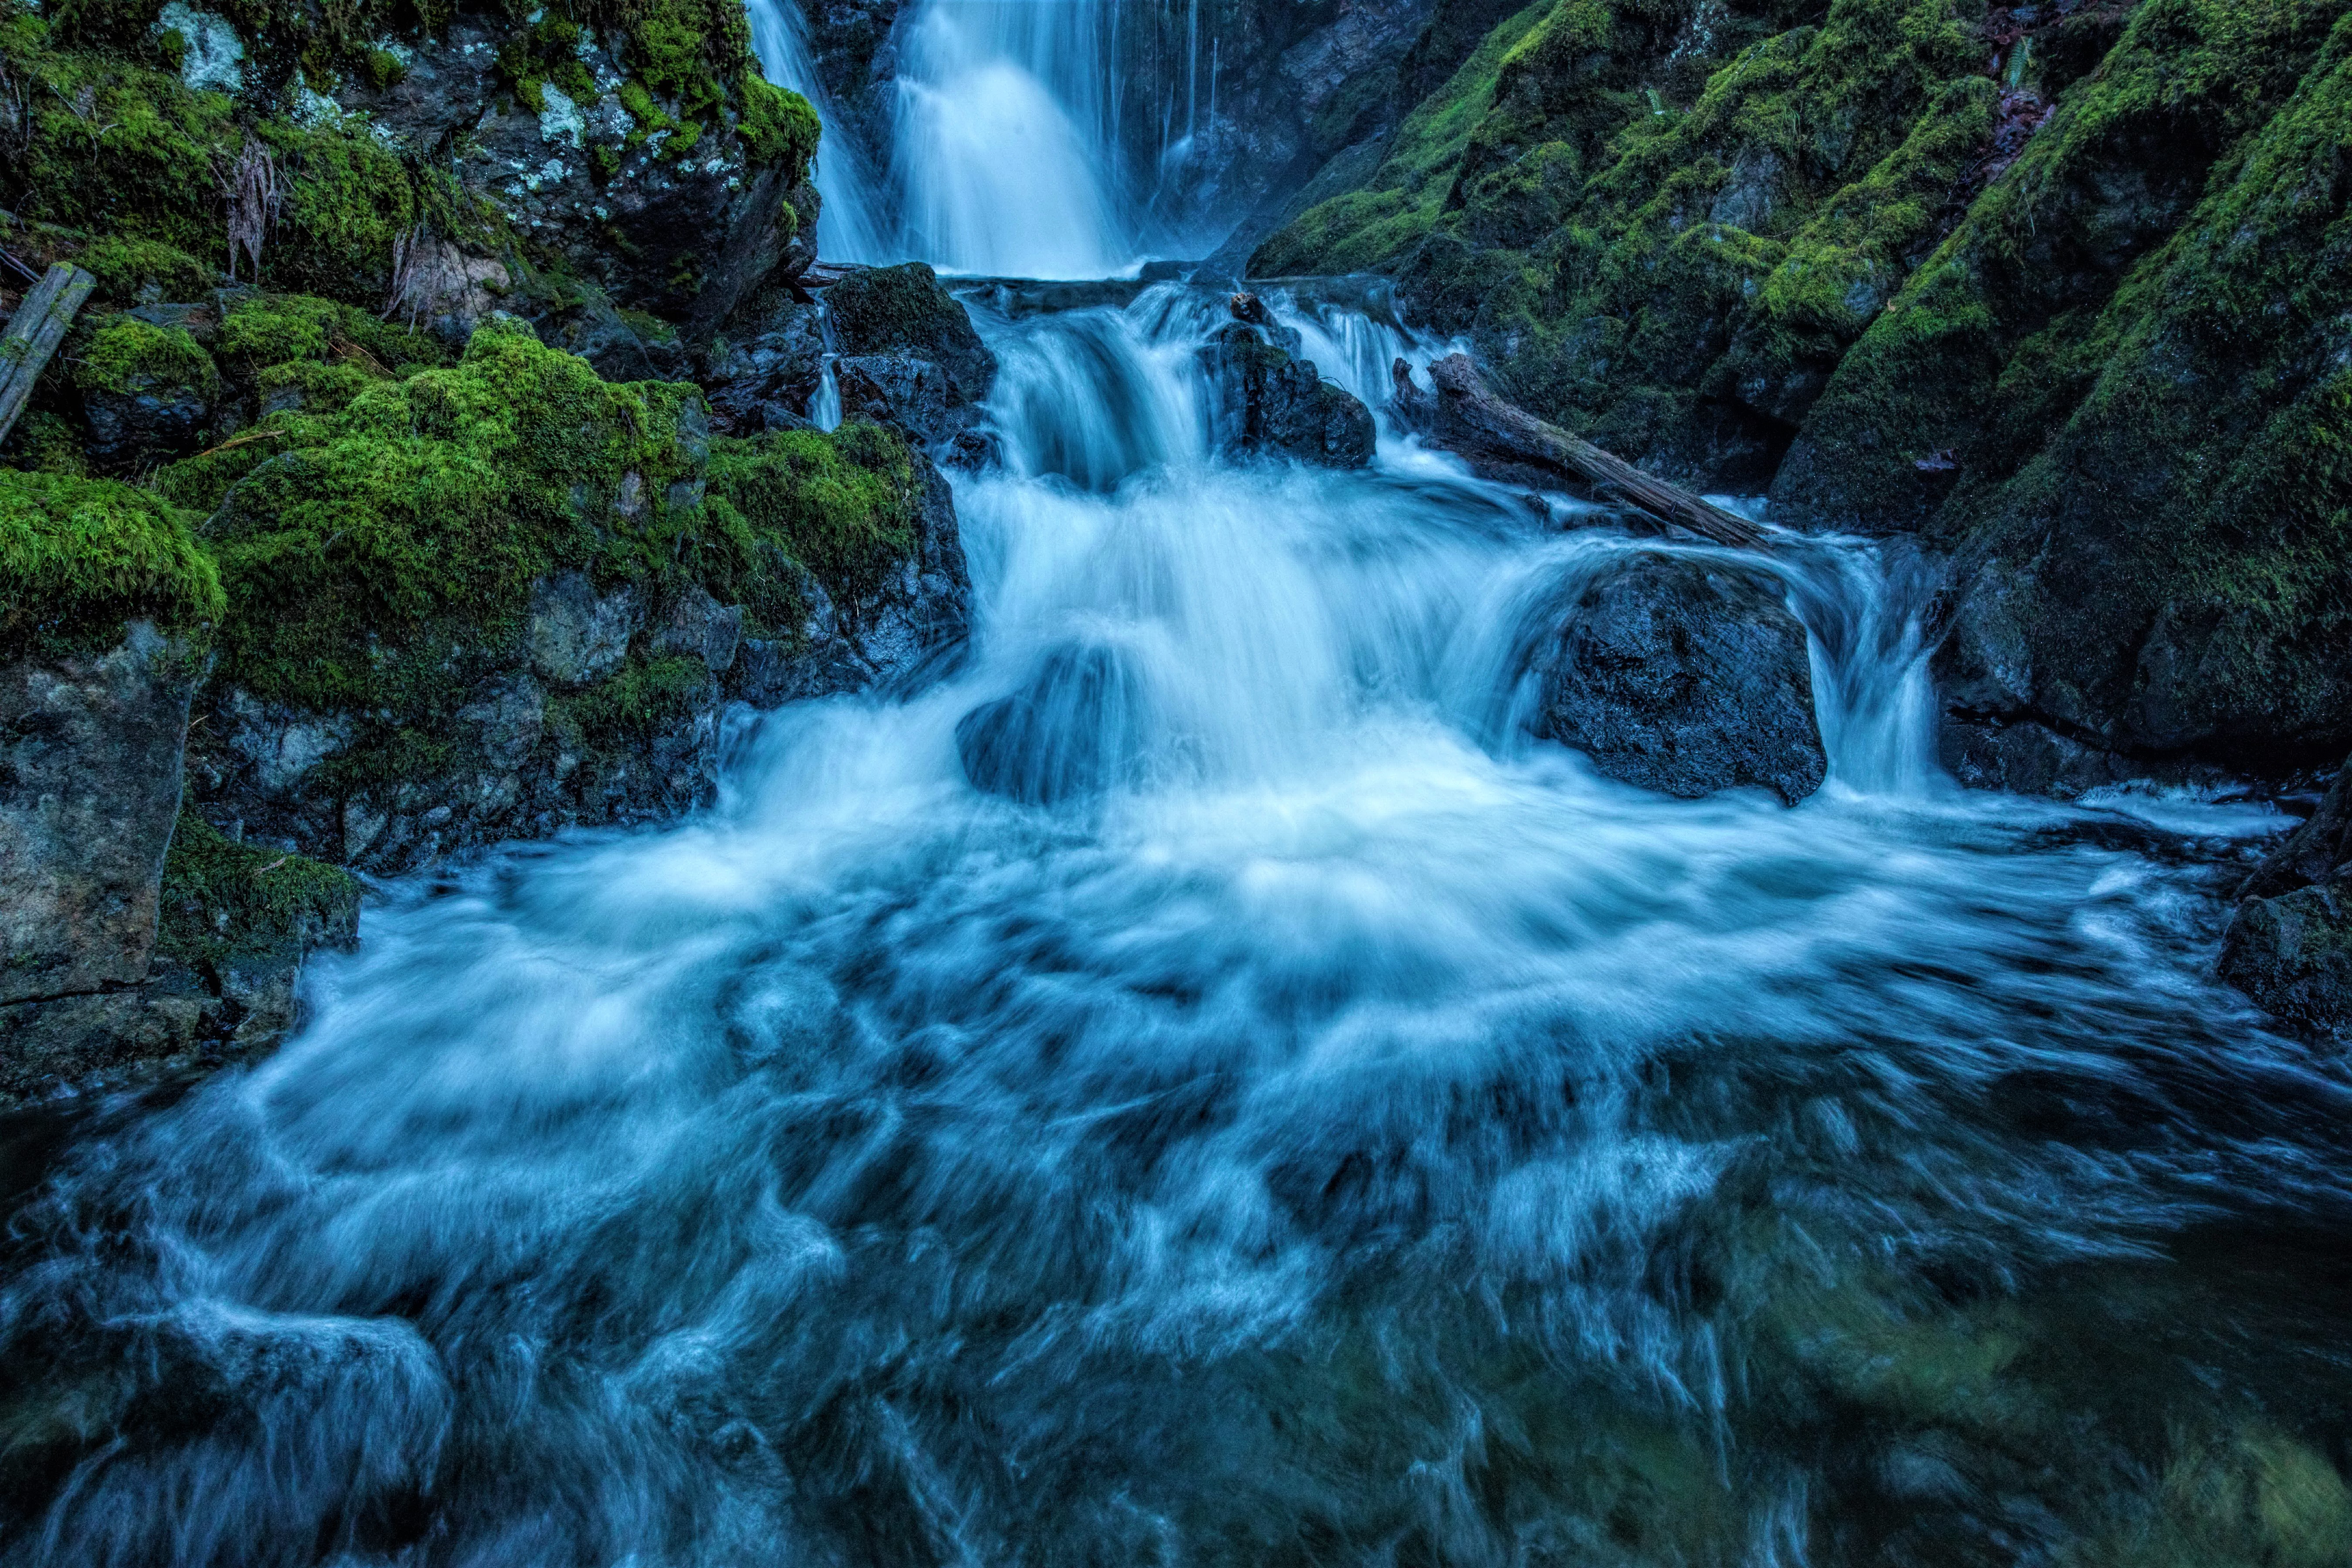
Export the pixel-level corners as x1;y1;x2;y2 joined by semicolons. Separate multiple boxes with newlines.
5;273;2351;1565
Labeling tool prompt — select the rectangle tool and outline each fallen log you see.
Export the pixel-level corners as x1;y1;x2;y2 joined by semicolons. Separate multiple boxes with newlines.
1394;352;1766;550
0;262;96;449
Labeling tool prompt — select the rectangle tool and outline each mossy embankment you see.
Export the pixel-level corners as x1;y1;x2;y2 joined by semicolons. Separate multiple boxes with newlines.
1258;0;2352;786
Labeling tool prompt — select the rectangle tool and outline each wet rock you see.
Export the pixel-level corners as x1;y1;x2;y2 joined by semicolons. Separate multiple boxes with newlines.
956;643;1150;805
704;297;828;433
2219;759;2352;1037
456;673;547;769
0;621;200;1005
1199;323;1375;469
527;572;642;687
729;448;972;703
527;287;690;384
652;586;743;673
1531;554;1825;804
834;355;964;445
825;264;997;402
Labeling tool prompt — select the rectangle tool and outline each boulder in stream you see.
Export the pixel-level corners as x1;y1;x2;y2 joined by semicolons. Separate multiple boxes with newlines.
1199;324;1375;469
1531;554;1825;804
2219;759;2352;1037
956;643;1150;805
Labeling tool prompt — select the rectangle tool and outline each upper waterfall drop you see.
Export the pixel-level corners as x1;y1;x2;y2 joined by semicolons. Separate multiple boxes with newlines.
742;0;891;262
890;0;1131;277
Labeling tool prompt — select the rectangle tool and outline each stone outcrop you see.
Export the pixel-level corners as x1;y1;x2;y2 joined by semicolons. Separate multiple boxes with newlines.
2219;761;2352;1038
1198;314;1375;470
1531;554;1825;805
0;622;200;1006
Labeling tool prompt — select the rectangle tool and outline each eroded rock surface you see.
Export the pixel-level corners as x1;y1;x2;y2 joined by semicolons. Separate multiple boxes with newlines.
1531;554;1825;805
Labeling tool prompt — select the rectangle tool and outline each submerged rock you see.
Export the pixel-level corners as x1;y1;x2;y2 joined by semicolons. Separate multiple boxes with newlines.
2220;760;2352;1037
1198;324;1375;469
1531;554;1825;805
956;643;1150;805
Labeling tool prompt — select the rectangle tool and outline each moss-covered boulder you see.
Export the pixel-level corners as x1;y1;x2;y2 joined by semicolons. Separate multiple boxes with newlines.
0;471;221;1097
0;0;821;352
157;316;964;871
73;314;222;462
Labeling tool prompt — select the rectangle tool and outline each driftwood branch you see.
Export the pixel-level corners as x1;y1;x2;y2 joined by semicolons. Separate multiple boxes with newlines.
1395;352;1765;550
0;261;95;448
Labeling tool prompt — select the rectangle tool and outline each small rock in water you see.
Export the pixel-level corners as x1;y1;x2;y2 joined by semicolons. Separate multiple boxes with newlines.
1531;554;1825;804
1197;324;1375;470
957;643;1150;805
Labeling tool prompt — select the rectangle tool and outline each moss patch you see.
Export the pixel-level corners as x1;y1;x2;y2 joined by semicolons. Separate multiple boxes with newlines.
0;467;221;656
154;811;361;970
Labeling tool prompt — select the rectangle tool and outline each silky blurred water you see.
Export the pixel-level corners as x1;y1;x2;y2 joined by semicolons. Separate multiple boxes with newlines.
3;287;2349;1568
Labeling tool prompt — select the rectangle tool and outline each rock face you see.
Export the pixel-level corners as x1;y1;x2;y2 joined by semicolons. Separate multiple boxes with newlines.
0;622;199;1005
2219;762;2352;1038
817;264;1000;446
1199;324;1376;469
1531;554;1825;805
705;295;829;434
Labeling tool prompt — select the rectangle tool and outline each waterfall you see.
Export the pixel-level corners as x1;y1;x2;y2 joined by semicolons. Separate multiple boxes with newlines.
744;0;1229;273
742;0;890;262
0;228;2328;1568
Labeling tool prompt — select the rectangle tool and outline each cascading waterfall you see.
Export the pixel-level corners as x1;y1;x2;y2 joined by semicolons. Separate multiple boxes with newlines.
743;0;1229;273
741;0;891;262
890;0;1129;276
3;274;2341;1567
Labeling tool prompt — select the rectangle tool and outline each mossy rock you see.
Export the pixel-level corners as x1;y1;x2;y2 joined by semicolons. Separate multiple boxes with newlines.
154;811;360;971
0;467;221;656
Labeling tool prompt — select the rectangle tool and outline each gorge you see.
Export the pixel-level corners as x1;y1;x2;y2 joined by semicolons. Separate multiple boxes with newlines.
4;0;2352;1560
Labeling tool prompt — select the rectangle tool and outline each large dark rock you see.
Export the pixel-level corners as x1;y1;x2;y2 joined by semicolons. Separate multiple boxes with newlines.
956;642;1150;805
817;264;998;446
705;295;828;434
825;264;998;401
0;621;199;1006
1198;324;1375;469
332;9;816;337
1531;554;1825;805
2219;760;2352;1037
731;448;972;704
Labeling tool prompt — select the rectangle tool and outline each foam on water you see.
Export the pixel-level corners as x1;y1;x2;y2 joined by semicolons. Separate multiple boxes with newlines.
3;284;2344;1568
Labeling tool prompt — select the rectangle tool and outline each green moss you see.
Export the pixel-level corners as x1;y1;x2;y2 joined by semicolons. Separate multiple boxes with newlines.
0;467;222;655
216;292;446;381
154;812;361;970
553;651;711;742
702;422;918;632
1252;0;1551;277
737;72;818;172
74;315;219;397
199;317;706;713
1782;0;2348;524
74;234;212;302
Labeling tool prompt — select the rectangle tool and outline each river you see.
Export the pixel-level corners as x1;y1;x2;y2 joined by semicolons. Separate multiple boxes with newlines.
3;5;2350;1563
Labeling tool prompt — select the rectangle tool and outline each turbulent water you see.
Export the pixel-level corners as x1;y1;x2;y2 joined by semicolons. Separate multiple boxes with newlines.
5;277;2351;1565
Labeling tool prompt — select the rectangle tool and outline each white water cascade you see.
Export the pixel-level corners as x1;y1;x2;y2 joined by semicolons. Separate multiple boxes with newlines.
0;274;2330;1567
744;0;1222;273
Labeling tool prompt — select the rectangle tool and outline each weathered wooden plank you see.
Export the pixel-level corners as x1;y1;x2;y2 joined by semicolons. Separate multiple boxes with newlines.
1394;352;1767;551
0;263;98;449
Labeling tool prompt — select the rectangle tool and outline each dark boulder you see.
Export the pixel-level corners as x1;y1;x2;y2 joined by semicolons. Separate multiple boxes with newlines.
956;642;1150;805
705;297;828;434
1198;324;1375;469
825;263;998;402
818;264;999;445
2219;760;2352;1037
0;620;200;1006
1531;554;1825;804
